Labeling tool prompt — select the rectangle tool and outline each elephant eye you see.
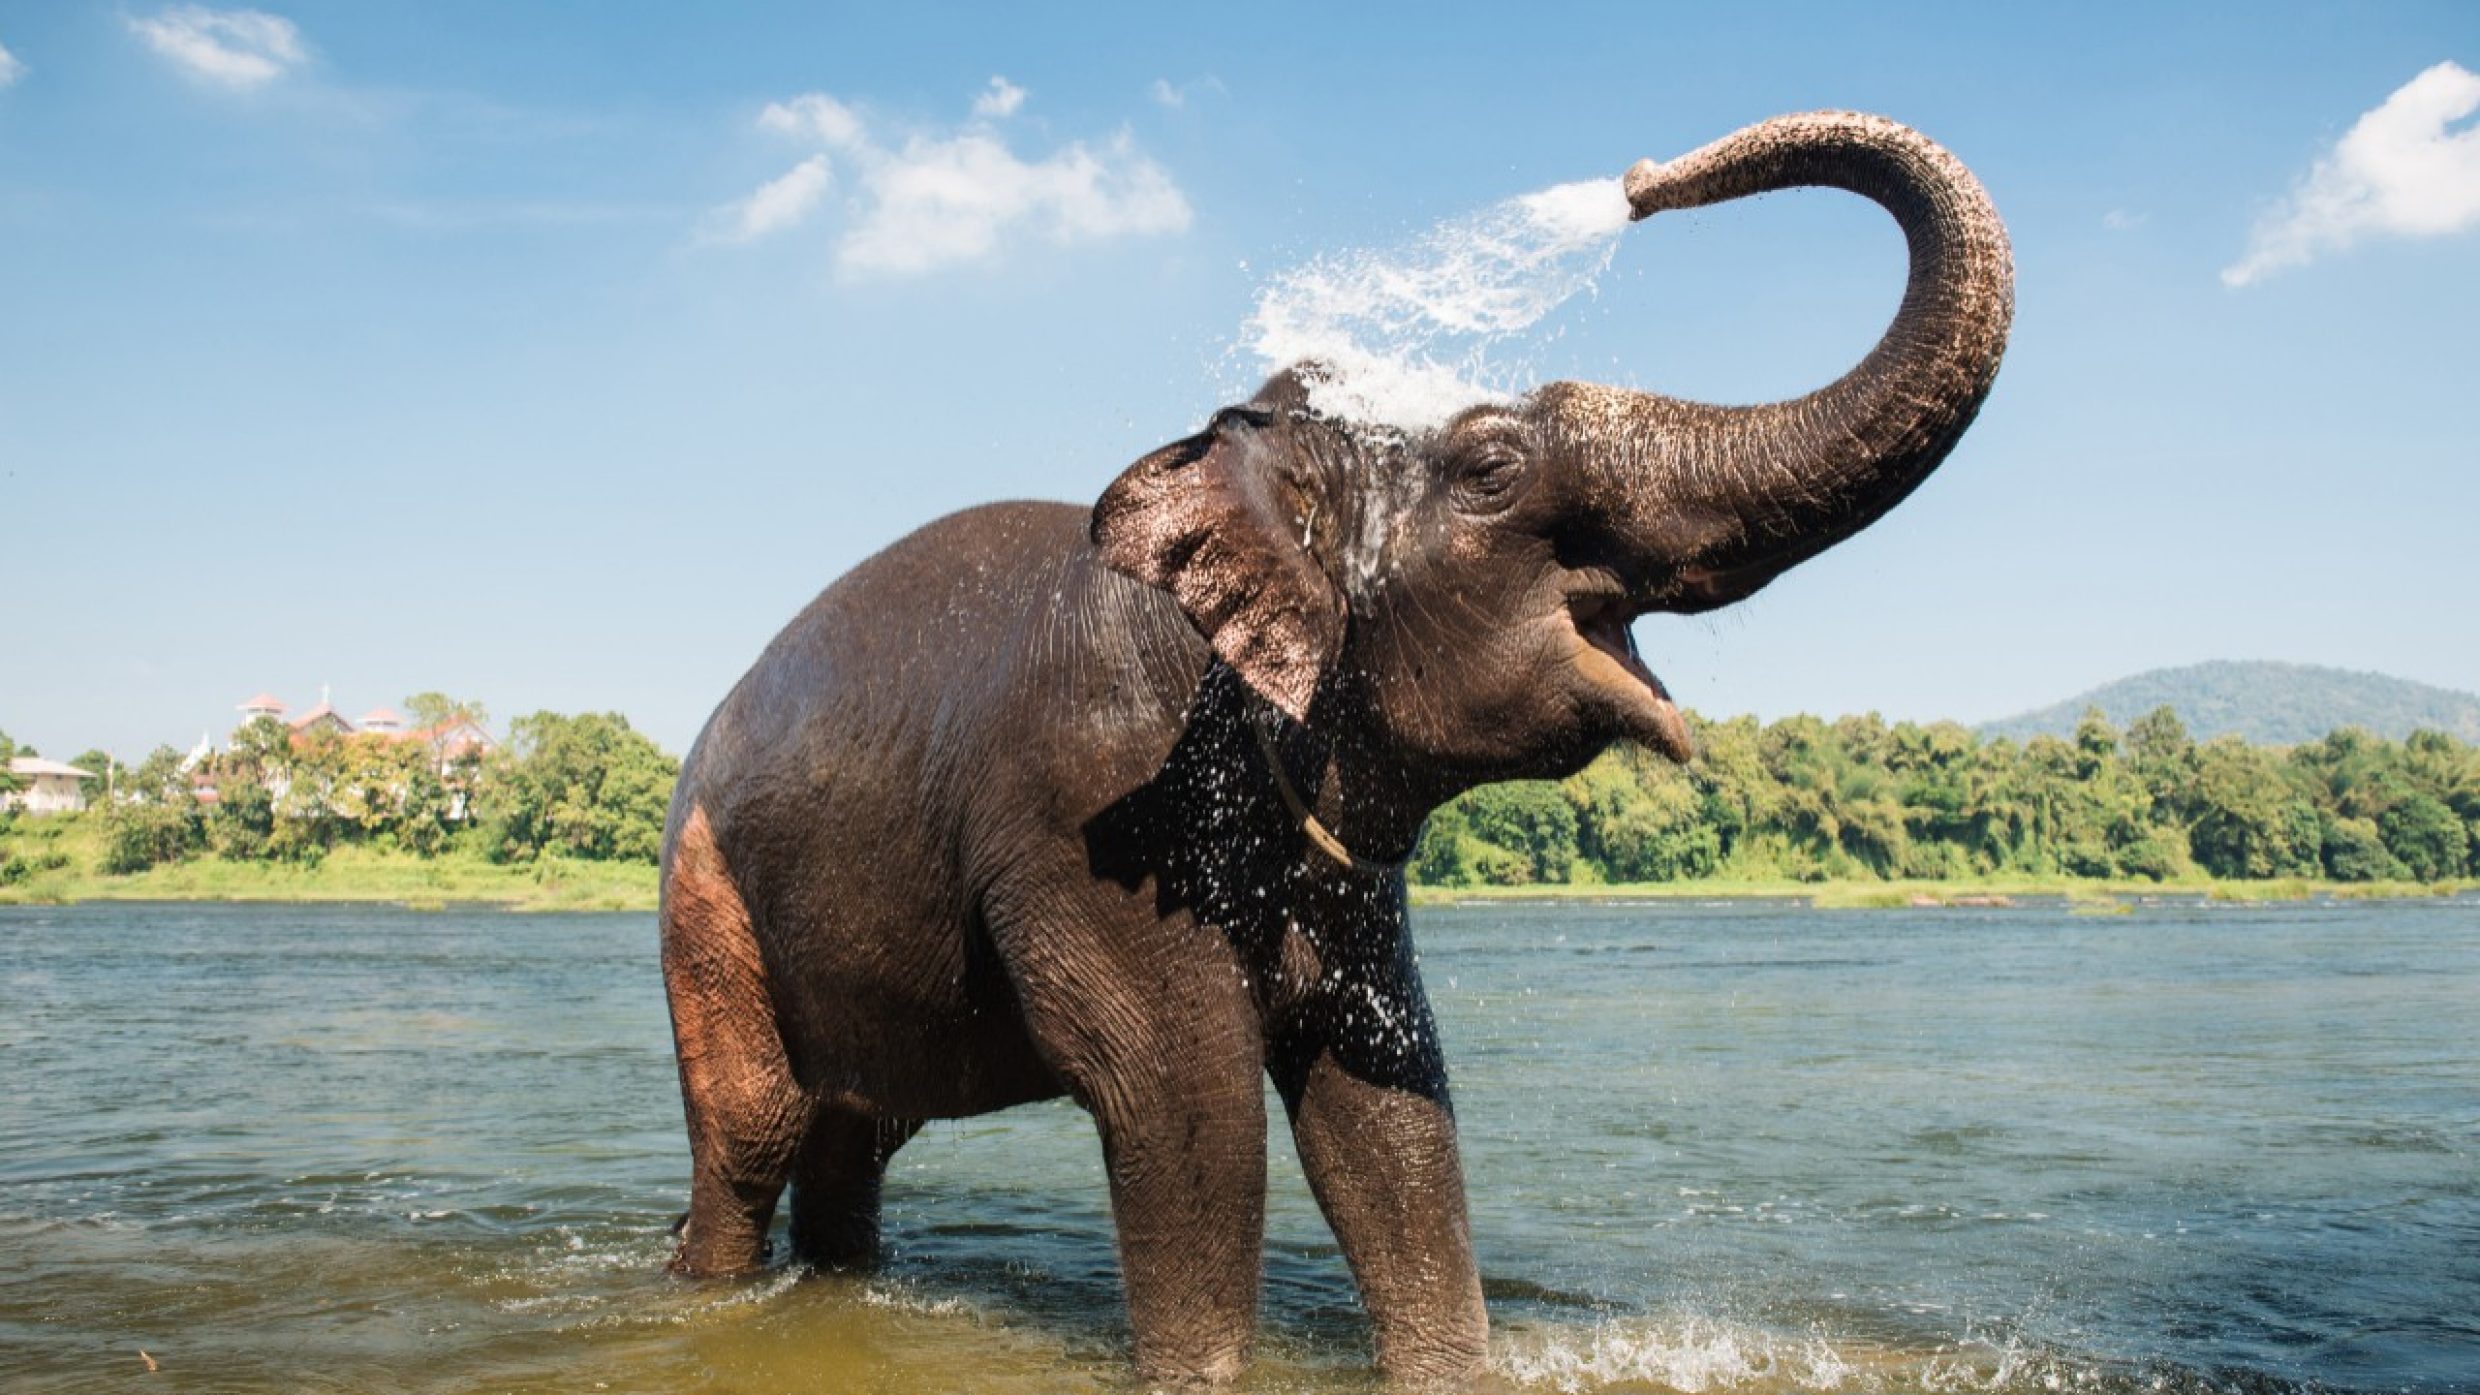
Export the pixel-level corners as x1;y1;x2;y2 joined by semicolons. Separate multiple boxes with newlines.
1452;448;1527;513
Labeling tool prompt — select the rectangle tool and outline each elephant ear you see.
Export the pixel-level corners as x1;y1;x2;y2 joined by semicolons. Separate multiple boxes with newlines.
1091;407;1344;723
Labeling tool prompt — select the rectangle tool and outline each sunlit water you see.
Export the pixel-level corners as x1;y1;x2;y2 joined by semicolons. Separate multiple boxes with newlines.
3;897;2473;1394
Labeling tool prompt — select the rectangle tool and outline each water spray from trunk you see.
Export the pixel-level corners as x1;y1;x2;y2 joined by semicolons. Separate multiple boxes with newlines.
1240;178;1633;433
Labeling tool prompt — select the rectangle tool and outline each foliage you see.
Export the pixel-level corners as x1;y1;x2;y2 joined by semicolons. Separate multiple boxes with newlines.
405;692;490;734
476;711;678;864
16;697;2479;896
1411;707;2480;889
100;798;204;874
2378;793;2469;883
1455;782;1578;884
2318;814;2403;882
20;706;680;878
125;744;193;805
1567;747;1720;883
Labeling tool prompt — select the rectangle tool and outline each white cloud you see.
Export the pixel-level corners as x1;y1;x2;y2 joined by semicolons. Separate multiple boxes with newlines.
840;130;1190;277
971;76;1025;120
128;5;306;89
0;40;25;89
1149;76;1225;109
2224;60;2480;287
2102;208;2147;232
758;92;865;151
720;82;1192;278
703;155;832;244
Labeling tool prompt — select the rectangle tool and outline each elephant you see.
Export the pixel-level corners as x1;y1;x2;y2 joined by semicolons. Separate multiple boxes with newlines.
659;110;2012;1386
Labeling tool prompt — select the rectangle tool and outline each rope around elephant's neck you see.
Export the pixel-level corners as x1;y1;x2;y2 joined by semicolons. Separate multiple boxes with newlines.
1247;708;1403;876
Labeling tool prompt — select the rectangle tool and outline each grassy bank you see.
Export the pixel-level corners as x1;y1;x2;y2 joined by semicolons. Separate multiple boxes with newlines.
1410;874;2473;909
0;815;657;912
5;814;2465;915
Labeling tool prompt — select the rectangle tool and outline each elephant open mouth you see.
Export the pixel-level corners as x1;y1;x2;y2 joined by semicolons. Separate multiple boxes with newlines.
1564;590;1694;763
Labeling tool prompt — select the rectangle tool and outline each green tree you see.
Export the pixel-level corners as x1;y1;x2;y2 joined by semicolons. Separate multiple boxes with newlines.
2073;707;2120;779
2125;705;2198;823
2378;792;2470;881
2319;813;2404;882
269;726;348;861
208;780;276;861
125;745;192;805
1410;802;1476;886
405;692;490;734
226;717;294;780
1564;749;1720;882
1455;782;1578;883
68;749;117;802
478;712;679;863
2186;737;2322;878
2402;728;2480;824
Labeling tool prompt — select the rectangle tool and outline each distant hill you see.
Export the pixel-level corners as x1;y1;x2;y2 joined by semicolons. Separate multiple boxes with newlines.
1980;661;2480;746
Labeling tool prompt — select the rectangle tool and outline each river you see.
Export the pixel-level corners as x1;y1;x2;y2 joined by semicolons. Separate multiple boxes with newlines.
2;897;2472;1393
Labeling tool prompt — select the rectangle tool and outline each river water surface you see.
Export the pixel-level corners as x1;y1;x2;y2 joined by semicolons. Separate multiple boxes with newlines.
3;897;2473;1394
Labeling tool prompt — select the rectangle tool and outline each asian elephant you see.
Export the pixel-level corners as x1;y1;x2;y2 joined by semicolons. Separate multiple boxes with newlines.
660;110;2011;1385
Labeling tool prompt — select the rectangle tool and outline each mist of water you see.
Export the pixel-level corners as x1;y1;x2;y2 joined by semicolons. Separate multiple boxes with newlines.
1240;177;1634;433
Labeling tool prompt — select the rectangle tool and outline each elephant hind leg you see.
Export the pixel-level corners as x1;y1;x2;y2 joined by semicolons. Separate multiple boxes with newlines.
789;1111;921;1269
663;804;809;1277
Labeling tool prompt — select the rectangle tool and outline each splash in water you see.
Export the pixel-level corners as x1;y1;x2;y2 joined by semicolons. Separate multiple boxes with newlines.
1241;177;1633;433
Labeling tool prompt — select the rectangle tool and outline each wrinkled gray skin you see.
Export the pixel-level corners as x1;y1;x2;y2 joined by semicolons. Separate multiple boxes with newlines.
661;111;2012;1386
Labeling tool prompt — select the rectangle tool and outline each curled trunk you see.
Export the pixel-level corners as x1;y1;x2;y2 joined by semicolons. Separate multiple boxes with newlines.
1552;111;2015;609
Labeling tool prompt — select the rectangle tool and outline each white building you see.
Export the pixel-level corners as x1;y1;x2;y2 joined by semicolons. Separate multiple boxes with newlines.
5;757;98;816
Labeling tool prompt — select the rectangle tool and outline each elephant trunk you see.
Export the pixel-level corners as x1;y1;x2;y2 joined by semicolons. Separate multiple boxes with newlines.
1553;111;2014;610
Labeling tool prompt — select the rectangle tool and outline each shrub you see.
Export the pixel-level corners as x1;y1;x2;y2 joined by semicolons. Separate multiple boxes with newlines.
209;781;275;861
100;801;202;875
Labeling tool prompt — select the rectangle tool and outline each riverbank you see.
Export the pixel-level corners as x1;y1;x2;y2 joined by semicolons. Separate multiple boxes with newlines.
8;813;2467;914
5;826;2463;915
0;817;655;911
1406;873;2473;909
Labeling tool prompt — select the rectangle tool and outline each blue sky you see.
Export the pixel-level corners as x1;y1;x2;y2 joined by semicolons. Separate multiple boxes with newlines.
3;2;2475;760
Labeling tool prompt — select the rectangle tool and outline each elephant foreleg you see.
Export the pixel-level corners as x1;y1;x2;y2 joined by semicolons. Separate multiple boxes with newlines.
1283;1051;1488;1383
1088;1044;1269;1386
991;876;1273;1385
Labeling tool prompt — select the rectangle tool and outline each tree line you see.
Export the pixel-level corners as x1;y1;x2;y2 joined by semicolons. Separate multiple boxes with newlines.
13;703;2478;888
1413;707;2480;887
2;703;678;878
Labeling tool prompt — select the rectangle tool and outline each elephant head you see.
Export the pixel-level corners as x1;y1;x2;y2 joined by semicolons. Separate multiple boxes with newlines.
1094;112;2012;810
